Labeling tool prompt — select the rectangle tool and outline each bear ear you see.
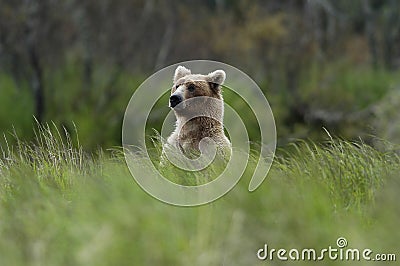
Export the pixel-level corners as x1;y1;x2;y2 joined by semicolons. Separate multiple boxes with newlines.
207;70;226;86
174;66;191;83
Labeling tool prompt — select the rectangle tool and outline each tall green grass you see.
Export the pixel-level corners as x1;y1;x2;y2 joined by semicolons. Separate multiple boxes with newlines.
0;125;399;265
275;138;398;210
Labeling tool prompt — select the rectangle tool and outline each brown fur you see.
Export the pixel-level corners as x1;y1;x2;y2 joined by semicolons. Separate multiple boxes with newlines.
167;66;230;156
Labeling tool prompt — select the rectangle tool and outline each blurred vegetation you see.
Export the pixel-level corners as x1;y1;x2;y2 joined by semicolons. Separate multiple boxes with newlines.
0;0;400;149
1;2;399;264
0;123;398;265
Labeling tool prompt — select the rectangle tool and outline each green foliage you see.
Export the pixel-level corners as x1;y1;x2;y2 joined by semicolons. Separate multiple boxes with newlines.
0;126;399;265
300;62;400;111
0;61;147;150
372;89;400;146
0;74;34;141
1;58;399;151
265;61;400;141
43;61;145;149
222;87;261;144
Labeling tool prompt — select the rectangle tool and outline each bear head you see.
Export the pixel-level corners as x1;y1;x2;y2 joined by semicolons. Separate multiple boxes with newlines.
169;66;226;116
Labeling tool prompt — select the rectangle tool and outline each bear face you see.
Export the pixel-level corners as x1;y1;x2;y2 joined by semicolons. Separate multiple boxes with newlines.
169;66;226;114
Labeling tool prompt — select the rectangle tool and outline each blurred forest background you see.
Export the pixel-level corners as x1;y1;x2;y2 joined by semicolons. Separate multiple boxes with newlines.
1;0;400;150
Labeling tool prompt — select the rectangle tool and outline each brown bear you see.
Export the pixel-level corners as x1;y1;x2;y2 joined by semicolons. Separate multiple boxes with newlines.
166;65;231;157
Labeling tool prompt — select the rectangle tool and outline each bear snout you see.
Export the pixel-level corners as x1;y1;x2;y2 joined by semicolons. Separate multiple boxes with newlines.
169;95;183;108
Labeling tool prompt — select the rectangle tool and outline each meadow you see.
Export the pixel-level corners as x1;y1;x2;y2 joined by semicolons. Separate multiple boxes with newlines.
0;125;398;266
1;1;400;265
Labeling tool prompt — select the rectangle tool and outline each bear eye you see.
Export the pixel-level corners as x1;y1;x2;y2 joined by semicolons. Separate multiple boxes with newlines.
187;84;196;92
